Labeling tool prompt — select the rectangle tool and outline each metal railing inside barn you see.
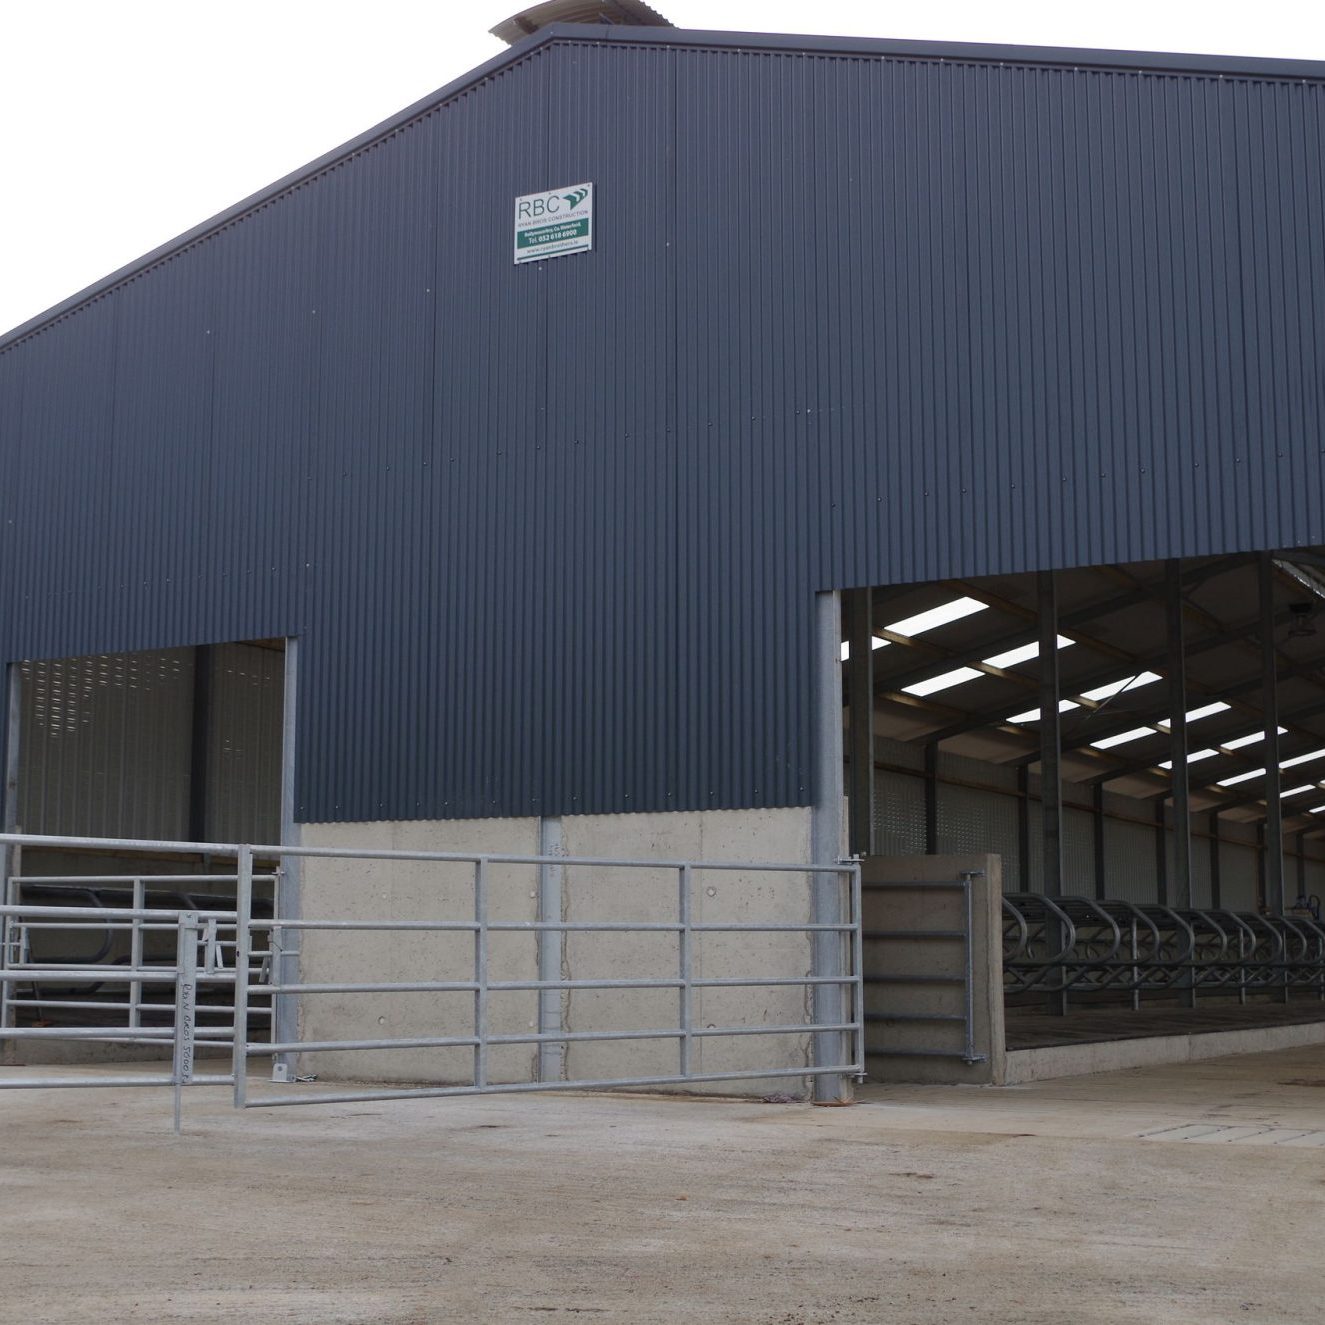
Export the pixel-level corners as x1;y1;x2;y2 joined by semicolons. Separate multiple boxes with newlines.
1002;892;1325;1006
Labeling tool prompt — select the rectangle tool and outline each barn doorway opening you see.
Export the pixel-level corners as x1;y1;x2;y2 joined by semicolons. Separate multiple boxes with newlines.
1;640;288;1052
14;641;286;848
843;554;1325;1080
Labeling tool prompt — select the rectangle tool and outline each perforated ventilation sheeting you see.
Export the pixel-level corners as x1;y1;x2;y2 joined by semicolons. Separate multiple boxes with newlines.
1303;857;1325;902
17;644;282;843
205;644;283;843
935;781;1020;877
1063;806;1095;895
875;736;924;771
872;769;925;856
1102;817;1160;905
1218;841;1260;912
936;748;1018;792
1187;833;1214;909
19;650;194;839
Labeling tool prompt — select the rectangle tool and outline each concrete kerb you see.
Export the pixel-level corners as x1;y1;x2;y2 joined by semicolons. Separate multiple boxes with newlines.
1004;1013;1325;1084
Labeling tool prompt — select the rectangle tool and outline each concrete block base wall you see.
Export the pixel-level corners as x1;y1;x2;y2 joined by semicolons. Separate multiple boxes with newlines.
296;807;822;1095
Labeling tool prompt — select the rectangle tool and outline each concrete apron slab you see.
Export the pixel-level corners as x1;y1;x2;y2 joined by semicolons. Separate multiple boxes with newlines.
857;1042;1325;1147
1002;1014;1325;1085
4;1049;1325;1325
9;1041;1325;1149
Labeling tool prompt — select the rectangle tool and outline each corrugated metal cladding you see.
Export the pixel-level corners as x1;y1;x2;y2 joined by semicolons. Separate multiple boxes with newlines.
3;29;1325;822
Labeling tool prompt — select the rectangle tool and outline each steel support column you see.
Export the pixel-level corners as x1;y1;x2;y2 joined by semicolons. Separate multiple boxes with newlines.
0;665;19;1048
1295;831;1307;909
1167;560;1192;909
1261;554;1285;915
188;645;212;843
1017;765;1030;891
1039;572;1064;898
537;815;566;1082
2;666;19;838
845;589;875;859
1155;800;1168;907
1038;572;1066;1014
924;743;938;855
1093;783;1106;900
811;591;852;1103
1258;821;1268;914
1209;811;1222;909
272;638;301;1082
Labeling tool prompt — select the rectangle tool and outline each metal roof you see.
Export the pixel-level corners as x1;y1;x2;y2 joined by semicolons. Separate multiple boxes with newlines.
864;554;1325;833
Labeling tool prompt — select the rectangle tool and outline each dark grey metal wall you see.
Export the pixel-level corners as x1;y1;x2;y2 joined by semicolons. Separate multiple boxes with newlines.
2;27;1324;823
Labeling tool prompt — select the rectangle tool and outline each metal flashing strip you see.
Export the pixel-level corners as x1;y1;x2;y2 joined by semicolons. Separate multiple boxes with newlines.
534;23;1325;82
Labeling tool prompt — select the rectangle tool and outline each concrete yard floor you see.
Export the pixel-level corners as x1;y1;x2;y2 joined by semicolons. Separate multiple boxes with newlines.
3;1048;1325;1324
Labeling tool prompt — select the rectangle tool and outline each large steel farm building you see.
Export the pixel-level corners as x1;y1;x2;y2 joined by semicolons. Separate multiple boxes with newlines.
3;4;1325;1108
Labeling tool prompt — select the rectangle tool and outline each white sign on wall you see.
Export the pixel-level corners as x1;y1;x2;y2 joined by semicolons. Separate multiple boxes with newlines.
513;182;594;264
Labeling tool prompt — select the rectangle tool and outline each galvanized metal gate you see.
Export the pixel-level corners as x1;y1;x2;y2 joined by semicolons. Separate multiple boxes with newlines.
862;872;991;1072
0;899;239;1130
0;834;863;1125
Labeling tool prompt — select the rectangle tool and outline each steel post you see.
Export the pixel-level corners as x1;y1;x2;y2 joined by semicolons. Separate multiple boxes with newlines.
811;590;852;1103
1016;765;1030;890
1038;571;1067;1014
924;743;938;855
678;865;693;1076
962;874;978;1064
1039;570;1064;897
0;665;19;1051
1261;553;1286;917
851;863;864;1074
1167;559;1192;911
231;846;253;1108
845;588;875;858
473;859;488;1089
537;816;566;1082
128;878;145;1030
1155;798;1168;907
172;911;199;1135
0;872;11;1044
187;645;212;843
273;636;301;1080
1092;783;1106;900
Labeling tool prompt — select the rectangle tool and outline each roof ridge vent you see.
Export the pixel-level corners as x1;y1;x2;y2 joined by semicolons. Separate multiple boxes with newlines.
491;1;673;46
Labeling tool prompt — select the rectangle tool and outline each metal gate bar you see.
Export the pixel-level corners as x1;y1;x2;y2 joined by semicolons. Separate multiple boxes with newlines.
0;902;233;1131
863;874;987;1066
232;844;863;1109
0;872;276;1037
0;833;864;1114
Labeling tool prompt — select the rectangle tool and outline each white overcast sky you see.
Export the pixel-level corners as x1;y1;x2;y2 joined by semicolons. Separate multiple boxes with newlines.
3;0;1324;335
